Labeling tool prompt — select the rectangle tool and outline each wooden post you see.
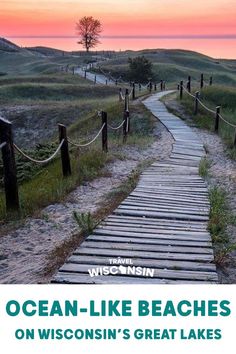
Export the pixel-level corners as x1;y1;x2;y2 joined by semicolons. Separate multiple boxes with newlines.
72;67;75;75
215;106;221;133
126;110;130;133
101;111;108;152
119;88;122;102
209;76;213;86
180;80;183;99
94;75;97;84
163;81;166;90
234;129;236;147
125;89;129;111
149;82;152;92
115;79;118;86
139;83;141;91
154;83;157;91
177;84;180;91
58;124;71;177
160;80;163;91
194;91;200;115
132;83;135;100
0;118;20;212
84;70;87;79
200;73;204;89
123;111;128;143
187;75;191;93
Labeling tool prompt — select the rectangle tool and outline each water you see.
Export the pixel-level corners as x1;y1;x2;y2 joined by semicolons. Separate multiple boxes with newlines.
9;37;236;59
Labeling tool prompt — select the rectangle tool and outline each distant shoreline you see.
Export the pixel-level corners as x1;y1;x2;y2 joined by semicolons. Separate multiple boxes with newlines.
2;36;236;60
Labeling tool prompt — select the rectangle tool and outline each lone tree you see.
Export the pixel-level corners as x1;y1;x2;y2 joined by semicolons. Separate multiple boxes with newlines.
76;16;102;52
128;56;153;82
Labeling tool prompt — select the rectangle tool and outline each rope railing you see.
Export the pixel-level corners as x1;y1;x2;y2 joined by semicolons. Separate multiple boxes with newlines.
13;140;65;164
128;88;134;98
68;123;105;148
203;80;209;86
0;142;6;149
108;120;125;130
182;85;195;98
219;114;236;129
180;77;236;133
196;98;216;115
119;91;125;101
0;105;131;212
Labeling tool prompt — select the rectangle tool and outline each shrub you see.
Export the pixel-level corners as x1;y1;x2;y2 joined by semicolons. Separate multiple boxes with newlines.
128;56;153;83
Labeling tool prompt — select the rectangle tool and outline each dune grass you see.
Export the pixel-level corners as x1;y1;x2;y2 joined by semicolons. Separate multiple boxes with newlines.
98;49;236;87
208;186;236;265
0;80;118;104
179;85;236;158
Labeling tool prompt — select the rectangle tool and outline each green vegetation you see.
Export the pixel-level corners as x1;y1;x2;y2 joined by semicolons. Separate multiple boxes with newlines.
99;49;236;86
0;148;107;222
0;81;118;103
0;72;118;149
73;212;97;235
208;187;236;265
179;85;236;157
199;158;211;178
208;187;229;243
128;56;153;82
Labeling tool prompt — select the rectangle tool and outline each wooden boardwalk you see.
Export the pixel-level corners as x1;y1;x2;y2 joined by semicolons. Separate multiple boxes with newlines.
53;91;218;284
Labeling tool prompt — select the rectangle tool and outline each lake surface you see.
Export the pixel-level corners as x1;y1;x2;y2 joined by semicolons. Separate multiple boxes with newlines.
9;37;236;59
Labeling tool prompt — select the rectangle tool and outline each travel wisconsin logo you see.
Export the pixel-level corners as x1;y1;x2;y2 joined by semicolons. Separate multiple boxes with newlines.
88;258;155;277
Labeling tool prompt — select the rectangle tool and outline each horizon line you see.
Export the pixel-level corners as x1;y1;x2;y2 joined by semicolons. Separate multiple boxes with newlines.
4;34;236;39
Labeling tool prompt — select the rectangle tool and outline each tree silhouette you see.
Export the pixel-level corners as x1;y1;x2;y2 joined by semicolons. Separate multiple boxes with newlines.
76;16;102;52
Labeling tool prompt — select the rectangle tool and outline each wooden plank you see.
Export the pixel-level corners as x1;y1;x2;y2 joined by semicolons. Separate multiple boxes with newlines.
53;273;215;284
96;226;210;238
114;209;209;221
81;240;213;255
106;215;208;228
120;201;209;214
102;222;208;233
59;263;218;281
75;247;214;262
117;205;209;217
135;188;209;198
129;194;210;206
136;186;208;193
68;254;216;272
87;235;211;248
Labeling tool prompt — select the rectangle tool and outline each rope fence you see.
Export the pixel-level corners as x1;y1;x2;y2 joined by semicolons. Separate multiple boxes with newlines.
68;124;105;148
179;77;236;142
196;98;216;115
0;142;6;150
13;140;64;164
108;120;125;130
0;83;133;212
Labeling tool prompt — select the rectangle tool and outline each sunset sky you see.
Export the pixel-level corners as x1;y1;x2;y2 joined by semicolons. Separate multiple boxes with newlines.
1;0;236;56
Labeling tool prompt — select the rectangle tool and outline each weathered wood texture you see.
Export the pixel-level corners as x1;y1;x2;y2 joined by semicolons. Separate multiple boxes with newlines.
53;91;218;284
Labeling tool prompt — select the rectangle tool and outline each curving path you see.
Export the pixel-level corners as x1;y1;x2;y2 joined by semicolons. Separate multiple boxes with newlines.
53;91;218;284
76;65;111;85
